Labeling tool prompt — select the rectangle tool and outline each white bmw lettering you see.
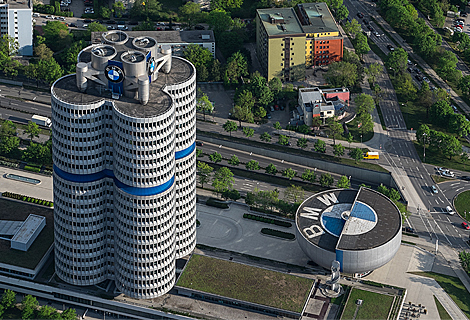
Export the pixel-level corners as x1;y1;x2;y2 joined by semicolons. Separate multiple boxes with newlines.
317;193;338;206
303;224;325;238
300;207;321;220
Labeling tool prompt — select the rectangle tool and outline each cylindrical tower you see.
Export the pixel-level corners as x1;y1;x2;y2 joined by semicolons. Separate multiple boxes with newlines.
51;31;197;299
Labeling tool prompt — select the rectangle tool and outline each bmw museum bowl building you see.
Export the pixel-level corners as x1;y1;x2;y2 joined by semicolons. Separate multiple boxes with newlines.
51;30;197;299
295;187;402;275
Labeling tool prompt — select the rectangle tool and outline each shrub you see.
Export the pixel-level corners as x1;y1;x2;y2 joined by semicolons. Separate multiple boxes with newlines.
49;202;54;207
206;198;229;209
243;213;292;228
24;165;41;173
261;228;295;240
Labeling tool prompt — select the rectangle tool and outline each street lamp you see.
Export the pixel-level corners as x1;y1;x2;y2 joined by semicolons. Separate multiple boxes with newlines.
423;133;427;162
360;134;363;144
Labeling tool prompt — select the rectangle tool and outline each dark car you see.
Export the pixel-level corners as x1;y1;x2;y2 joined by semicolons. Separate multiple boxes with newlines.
107;25;116;30
404;226;415;233
461;13;468;17
363;19;368;24
118;21;126;25
357;12;364;18
196;141;203;146
69;23;76;27
106;20;116;24
129;21;138;25
367;25;373;31
415;74;423;81
407;67;413;73
462;176;470;181
97;19;103;24
414;68;421;74
387;44;394;51
195;25;205;30
83;19;92;23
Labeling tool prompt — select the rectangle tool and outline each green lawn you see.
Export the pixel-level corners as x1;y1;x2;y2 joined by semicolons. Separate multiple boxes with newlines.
454;190;470;222
0;198;54;269
413;141;470;173
431;175;454;184
409;272;470;319
341;288;394;320
434;296;452;320
176;254;314;313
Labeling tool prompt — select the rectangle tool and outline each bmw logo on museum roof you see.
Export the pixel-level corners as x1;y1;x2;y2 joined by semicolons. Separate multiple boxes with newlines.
295;187;402;274
105;65;124;83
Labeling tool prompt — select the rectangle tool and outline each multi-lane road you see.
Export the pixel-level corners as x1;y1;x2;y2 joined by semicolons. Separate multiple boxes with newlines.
345;0;470;250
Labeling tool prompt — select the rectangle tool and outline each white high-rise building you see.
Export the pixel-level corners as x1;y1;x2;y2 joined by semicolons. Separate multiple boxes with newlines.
0;0;32;56
51;30;197;299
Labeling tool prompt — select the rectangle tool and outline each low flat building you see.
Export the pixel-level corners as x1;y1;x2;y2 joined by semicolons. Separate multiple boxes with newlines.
92;30;215;58
298;87;349;125
256;3;343;81
0;0;33;56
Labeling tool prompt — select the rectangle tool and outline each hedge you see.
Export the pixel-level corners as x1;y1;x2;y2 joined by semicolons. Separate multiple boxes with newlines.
0;160;19;168
2;192;53;207
243;213;292;228
260;228;295;240
206;198;229;209
24;165;41;173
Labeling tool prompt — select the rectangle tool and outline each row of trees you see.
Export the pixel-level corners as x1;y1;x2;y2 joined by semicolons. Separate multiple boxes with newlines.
0;290;77;320
416;124;463;160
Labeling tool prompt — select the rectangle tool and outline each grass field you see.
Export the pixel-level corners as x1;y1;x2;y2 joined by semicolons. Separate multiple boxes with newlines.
413;141;470;173
341;288;394;320
454;190;470;222
434;296;452;320
176;254;313;313
0;198;54;269
410;272;470;319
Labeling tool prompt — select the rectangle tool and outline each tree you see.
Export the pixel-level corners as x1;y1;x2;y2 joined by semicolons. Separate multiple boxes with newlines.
21;295;38;320
245;160;260;170
260;132;271;143
459;75;470;97
385;48;408;76
1;290;15;310
282;168;296;180
130;0;162;21
60;40;87;74
325;61;358;87
337;175;351;188
335;4;349;21
197;161;213;188
184;44;213;82
319;173;334;187
243;127;254;138
437;49;460;82
0;136;19;155
365;62;383;85
297;138;308;149
37;305;60;319
196;148;203;158
347;132;353;148
208;9;232;36
430;100;453;126
273;121;282;134
43;21;71;52
132;19;155;31
414;31;441;58
224;51;249;85
278;135;290;146
24;121;40;141
265;163;278;175
284;185;305;203
253;106;267;119
22;142;50;165
314;139;326;153
113;1;125;18
349;147;363;163
461;153;469;170
0;120;16;137
209;152;222;163
343;18;362;38
416;124;431;144
232;105;253;127
228;155;240;166
34;43;53;60
377;184;389;196
209;59;222;81
417;82;433;116
197;93;214;121
268;77;282;97
388;188;401;202
235;90;255;112
355;93;376;114
442;135;462;160
222;189;241;201
179;2;201;28
36;58;63;85
353;32;370;58
61;309;78;320
212;167;234;195
357;112;374;135
329;121;344;145
449;114;470;137
248;72;273;107
333;143;345;157
301;169;316;183
210;0;242;11
298;124;310;137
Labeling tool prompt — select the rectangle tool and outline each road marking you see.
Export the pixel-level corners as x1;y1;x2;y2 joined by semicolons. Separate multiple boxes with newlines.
416;167;419;171
31;107;38;110
456;187;465;192
435;199;439;204
450;182;460;186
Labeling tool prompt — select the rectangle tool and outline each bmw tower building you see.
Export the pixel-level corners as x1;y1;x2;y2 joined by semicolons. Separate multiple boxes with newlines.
51;31;197;299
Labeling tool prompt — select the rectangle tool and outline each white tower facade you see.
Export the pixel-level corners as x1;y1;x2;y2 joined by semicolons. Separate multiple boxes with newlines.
51;31;196;299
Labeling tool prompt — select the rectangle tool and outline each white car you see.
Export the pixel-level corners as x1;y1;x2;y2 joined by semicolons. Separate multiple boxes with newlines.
46;15;54;19
431;185;438;194
373;31;380;37
437;167;449;173
60;16;66;20
441;171;455;178
82;23;88;28
446;206;455;215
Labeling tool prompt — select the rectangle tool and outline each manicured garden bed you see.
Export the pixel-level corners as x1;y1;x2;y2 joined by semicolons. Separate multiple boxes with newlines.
341;288;394;320
2;192;53;207
177;254;313;313
243;213;292;228
455;190;470;222
261;228;295;240
205;198;229;209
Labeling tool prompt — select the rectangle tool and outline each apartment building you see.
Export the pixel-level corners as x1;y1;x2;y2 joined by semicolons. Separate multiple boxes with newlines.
0;0;32;56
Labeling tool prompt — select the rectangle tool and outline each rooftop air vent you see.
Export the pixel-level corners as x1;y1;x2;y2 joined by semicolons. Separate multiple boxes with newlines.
92;48;105;56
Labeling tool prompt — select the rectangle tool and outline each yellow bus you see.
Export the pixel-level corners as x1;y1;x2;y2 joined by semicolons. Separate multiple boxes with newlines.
363;152;379;160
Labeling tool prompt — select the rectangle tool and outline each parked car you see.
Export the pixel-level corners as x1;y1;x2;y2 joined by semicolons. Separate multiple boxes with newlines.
404;226;415;233
415;74;423;81
461;176;470;181
387;44;394;51
82;23;88;28
117;25;128;30
83;19;92;23
357;12;364;18
195;24;205;30
436;167;449;173
274;105;280;110
106;20;116;24
461;13;468;17
441;171;455;178
363;19;369;25
266;113;272;119
69;23;76;27
407;67;413;73
431;185;438;194
107;25;116;30
129;21;138;25
373;31;380;37
196;141;203;146
270;106;274;112
367;25;373;31
446;206;455;215
462;222;470;230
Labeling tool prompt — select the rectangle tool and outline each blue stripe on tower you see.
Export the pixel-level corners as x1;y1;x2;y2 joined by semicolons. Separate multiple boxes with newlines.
175;142;195;160
53;165;174;196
